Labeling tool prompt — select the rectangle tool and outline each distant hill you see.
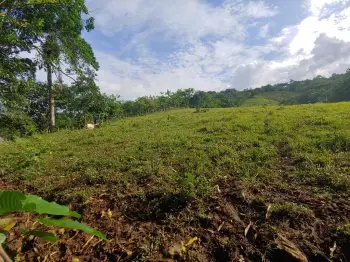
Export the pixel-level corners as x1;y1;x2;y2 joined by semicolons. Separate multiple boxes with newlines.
193;71;350;108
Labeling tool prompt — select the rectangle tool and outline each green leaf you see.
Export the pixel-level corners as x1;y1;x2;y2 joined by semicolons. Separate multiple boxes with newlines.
0;233;6;244
22;195;80;218
21;228;59;243
37;218;108;241
0;191;26;215
0;191;80;218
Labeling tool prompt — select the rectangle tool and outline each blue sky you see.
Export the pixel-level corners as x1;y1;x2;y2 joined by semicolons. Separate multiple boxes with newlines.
81;0;350;99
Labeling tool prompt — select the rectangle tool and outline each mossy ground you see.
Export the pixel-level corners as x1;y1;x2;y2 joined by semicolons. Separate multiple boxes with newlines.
0;102;349;261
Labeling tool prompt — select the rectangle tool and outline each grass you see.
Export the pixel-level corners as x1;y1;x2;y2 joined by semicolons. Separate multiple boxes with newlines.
0;102;350;261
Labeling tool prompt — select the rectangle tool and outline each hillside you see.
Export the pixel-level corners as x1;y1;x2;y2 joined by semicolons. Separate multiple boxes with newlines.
194;71;350;108
1;103;350;261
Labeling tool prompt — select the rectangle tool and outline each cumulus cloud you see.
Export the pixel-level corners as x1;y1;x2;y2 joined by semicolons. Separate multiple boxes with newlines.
80;0;350;99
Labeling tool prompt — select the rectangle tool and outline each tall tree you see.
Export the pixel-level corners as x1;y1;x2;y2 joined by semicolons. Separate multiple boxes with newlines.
1;0;99;132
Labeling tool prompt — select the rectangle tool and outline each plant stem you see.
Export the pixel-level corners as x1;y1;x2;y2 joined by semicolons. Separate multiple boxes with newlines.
0;245;12;262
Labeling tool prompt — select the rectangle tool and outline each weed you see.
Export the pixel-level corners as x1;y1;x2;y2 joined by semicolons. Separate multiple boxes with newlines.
270;202;313;220
337;223;350;237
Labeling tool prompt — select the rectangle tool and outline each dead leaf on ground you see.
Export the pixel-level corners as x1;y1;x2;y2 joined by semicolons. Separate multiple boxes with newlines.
185;236;198;247
265;204;271;219
0;218;17;231
217;222;224;232
330;242;336;258
275;234;308;262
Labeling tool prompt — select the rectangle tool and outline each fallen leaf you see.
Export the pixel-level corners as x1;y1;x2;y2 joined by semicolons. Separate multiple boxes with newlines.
185;236;198;247
0;218;17;231
101;209;113;219
244;222;252;238
181;241;187;252
275;234;307;262
265;205;271;219
330;242;336;258
72;258;80;262
217;222;224;232
107;209;112;218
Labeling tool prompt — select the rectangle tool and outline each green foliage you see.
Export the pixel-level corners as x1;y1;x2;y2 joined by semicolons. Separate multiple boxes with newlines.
0;190;80;217
37;218;108;241
0;102;350;259
0;190;107;246
270;202;313;220
337;223;350;237
20;228;59;243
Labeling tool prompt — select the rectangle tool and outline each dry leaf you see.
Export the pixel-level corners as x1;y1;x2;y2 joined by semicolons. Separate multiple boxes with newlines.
72;258;80;262
0;218;17;231
265;204;271;219
217;222;224;232
185;237;198;247
275;234;307;262
244;222;252;238
101;209;113;219
330;242;336;258
107;209;112;218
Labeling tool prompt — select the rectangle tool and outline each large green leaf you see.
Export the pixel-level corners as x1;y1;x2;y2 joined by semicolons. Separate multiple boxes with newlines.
37;218;108;241
0;190;80;218
20;228;59;243
22;195;80;218
0;191;26;215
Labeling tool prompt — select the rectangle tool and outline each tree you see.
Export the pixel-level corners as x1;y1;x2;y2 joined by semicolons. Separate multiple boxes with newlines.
1;0;98;132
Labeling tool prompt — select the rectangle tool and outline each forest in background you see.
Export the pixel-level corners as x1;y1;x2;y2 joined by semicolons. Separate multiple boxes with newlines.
2;69;350;139
1;0;350;139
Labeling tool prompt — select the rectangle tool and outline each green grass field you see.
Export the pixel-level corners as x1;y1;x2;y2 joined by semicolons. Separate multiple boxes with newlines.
1;102;350;261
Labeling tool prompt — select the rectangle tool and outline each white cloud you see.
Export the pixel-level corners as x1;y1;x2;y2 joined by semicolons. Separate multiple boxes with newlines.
224;0;278;18
87;0;250;40
81;0;350;99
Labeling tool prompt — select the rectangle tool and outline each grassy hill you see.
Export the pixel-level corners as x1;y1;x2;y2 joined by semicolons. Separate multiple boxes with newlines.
1;103;350;261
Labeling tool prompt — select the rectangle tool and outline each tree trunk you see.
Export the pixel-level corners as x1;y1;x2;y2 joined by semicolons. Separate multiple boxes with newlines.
47;63;55;132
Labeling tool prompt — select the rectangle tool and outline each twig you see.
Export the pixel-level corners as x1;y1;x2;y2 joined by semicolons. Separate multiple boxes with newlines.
0;245;12;262
82;236;94;250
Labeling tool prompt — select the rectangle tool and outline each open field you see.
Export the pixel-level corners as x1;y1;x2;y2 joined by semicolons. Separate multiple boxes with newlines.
1;102;350;261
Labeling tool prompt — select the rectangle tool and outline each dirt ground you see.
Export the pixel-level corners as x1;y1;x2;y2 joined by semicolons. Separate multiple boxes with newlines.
1;178;349;262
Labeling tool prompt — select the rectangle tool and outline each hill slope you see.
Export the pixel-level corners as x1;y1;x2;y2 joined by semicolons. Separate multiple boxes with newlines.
1;103;350;261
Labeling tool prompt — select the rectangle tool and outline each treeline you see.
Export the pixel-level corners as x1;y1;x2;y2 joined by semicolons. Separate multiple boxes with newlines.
2;69;350;139
1;1;350;140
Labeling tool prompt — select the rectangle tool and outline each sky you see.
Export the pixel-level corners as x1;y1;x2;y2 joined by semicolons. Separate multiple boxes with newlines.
80;0;350;99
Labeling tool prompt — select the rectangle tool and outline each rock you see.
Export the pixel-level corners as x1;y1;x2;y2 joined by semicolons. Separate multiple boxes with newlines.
273;234;308;262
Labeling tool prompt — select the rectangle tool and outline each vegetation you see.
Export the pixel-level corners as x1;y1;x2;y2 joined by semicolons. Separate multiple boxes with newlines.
0;102;349;260
1;0;350;139
0;190;107;260
1;1;350;261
